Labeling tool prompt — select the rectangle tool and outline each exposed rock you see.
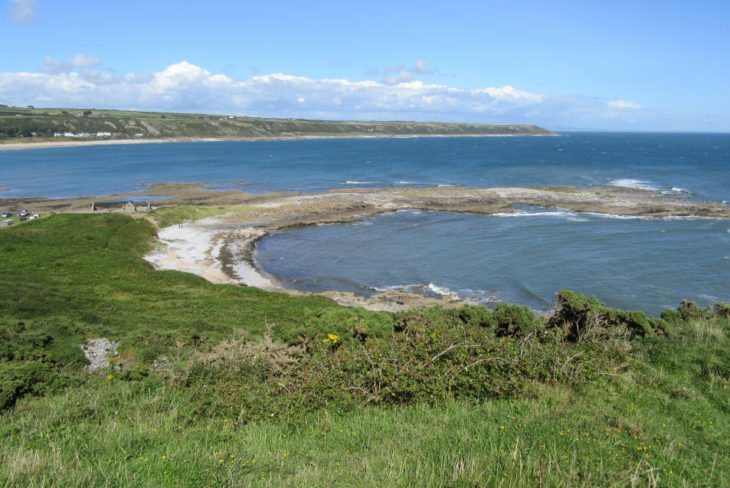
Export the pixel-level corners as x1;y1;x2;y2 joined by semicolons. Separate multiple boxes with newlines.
140;184;730;312
81;338;119;372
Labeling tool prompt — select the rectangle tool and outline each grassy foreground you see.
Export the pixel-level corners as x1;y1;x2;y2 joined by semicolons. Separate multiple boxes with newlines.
0;214;728;486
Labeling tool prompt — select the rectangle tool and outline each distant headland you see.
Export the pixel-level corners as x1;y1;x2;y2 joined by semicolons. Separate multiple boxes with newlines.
0;105;554;149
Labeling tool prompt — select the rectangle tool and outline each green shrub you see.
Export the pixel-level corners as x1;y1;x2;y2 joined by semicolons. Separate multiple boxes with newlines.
0;319;87;410
661;308;683;324
714;303;730;319
453;305;496;328
0;361;53;410
395;304;544;338
276;307;394;345
492;303;545;337
177;310;613;422
0;319;86;363
0;361;81;410
677;300;713;321
547;290;664;340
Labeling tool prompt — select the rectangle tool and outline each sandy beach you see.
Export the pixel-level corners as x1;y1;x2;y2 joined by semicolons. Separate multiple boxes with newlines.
0;132;557;151
128;183;730;311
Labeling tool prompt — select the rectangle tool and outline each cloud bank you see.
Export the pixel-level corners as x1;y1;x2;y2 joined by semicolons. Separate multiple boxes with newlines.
0;60;658;129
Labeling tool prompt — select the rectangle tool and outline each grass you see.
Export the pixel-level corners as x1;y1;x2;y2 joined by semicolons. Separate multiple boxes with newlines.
0;213;338;360
0;213;728;486
0;106;552;141
1;325;727;487
150;205;252;228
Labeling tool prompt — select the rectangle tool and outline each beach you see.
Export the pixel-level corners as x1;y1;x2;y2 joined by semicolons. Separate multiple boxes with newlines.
0;132;554;151
134;183;730;311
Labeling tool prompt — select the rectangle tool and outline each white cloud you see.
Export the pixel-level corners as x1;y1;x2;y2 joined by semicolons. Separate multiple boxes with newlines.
10;0;37;23
475;85;544;103
43;53;101;73
0;60;662;129
382;69;414;86
70;53;101;68
607;99;641;110
413;60;433;75
378;60;436;85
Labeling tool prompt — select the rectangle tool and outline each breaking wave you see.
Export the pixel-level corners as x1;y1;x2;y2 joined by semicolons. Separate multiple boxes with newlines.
608;178;659;191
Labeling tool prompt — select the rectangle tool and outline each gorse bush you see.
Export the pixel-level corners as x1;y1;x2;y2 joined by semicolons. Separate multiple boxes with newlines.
547;289;673;340
0;319;85;410
177;305;620;422
173;292;730;423
276;307;394;345
396;303;544;338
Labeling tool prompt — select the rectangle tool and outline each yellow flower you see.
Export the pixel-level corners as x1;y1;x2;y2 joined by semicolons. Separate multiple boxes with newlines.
322;338;331;344
106;374;114;381
327;333;340;343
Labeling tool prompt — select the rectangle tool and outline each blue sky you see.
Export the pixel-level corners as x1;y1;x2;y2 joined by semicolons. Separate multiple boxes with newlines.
1;0;729;131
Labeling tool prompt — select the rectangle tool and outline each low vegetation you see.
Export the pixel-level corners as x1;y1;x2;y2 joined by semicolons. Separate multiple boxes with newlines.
0;106;552;142
1;214;728;486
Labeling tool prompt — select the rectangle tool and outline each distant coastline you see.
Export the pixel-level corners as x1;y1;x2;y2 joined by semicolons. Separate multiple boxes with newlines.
0;132;556;151
0;106;555;150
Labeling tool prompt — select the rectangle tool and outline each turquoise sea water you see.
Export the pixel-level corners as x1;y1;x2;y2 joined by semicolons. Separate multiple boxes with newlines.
2;133;729;312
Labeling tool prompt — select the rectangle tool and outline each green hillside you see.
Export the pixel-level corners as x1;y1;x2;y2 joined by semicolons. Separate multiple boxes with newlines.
0;213;727;486
0;106;552;142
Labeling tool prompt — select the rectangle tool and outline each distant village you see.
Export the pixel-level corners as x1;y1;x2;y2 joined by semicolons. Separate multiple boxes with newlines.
53;131;112;138
1;200;155;228
1;209;40;227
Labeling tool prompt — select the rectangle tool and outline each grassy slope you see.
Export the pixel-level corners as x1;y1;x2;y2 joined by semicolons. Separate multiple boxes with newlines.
0;214;337;359
0;214;728;486
0;107;552;142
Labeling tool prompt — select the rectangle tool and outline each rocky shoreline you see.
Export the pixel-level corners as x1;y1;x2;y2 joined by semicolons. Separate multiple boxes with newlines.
132;184;730;311
6;181;730;311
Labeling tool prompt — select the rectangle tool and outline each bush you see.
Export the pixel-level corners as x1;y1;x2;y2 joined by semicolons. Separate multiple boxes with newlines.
677;300;713;321
178;306;613;422
0;319;86;410
396;304;544;338
453;305;495;328
547;290;667;340
0;361;55;410
662;301;729;327
276;307;393;345
492;303;545;337
713;303;730;319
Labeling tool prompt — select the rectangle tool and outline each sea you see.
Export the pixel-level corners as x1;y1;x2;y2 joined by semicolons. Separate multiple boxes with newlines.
2;132;729;313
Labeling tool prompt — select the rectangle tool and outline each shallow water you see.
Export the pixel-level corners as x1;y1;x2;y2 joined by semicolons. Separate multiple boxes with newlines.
257;210;730;314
